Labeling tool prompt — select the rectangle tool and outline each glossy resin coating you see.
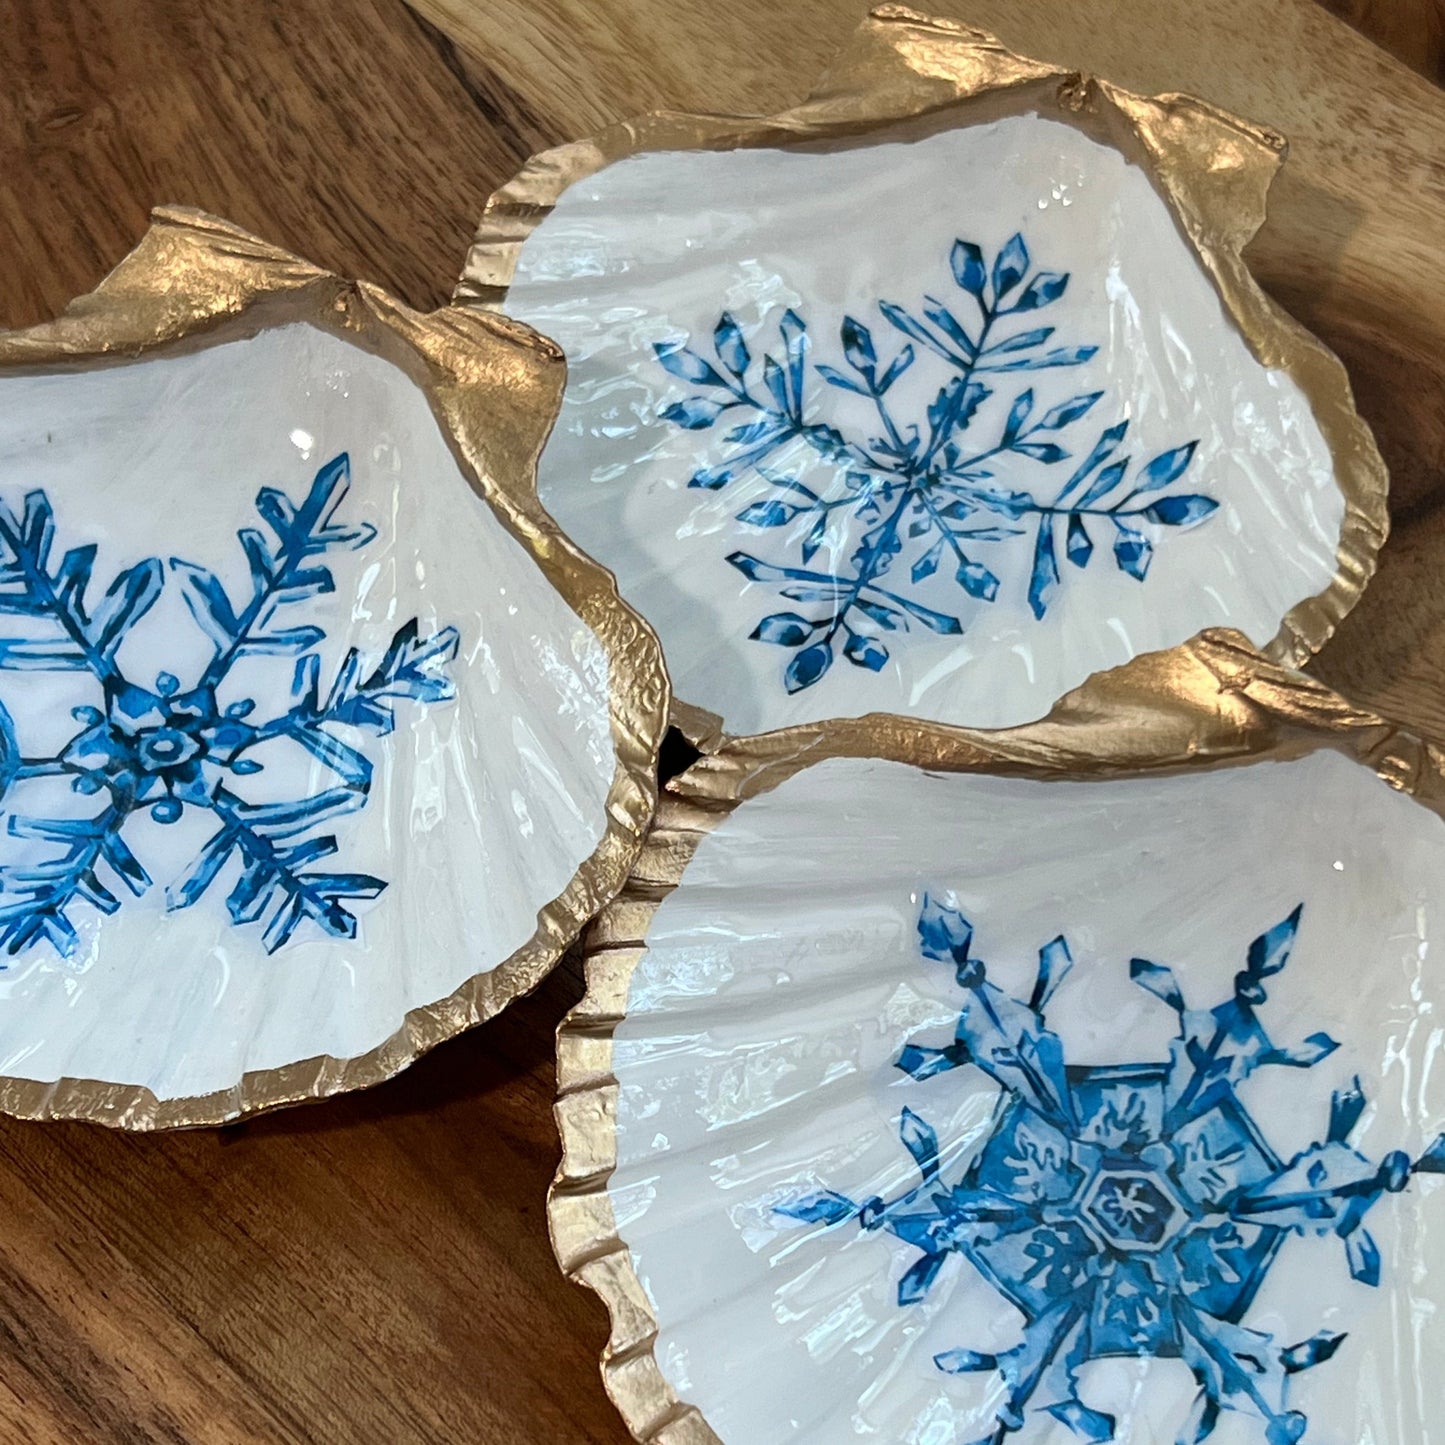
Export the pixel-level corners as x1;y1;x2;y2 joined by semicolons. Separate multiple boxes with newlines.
472;11;1385;748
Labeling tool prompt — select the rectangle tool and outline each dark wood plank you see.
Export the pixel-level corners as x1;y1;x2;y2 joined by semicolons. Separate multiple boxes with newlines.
0;2;1441;1443
1321;0;1445;81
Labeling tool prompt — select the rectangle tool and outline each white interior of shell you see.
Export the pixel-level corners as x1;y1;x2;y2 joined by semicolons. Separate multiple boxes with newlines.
507;115;1345;734
608;752;1444;1444
0;322;613;1101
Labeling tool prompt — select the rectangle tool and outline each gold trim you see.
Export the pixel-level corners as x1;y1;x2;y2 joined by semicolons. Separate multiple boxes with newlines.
457;4;1387;752
551;628;1445;1443
0;207;670;1130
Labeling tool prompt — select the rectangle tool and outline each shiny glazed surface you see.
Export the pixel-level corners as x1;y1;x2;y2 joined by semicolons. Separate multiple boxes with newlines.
0;320;614;1101
608;750;1444;1443
507;115;1345;735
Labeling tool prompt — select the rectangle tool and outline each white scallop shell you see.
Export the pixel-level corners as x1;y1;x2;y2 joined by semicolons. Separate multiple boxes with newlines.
0;321;619;1110
603;749;1444;1443
507;114;1348;735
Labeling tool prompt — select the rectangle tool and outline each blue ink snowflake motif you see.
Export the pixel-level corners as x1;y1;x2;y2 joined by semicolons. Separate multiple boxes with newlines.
0;453;459;956
779;899;1445;1444
654;234;1218;692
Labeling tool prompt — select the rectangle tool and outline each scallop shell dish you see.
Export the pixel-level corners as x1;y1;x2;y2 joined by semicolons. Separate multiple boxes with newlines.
464;11;1384;743
557;680;1445;1445
0;211;666;1127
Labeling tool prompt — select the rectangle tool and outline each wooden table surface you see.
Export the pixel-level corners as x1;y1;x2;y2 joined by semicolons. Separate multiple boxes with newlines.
0;2;1441;1442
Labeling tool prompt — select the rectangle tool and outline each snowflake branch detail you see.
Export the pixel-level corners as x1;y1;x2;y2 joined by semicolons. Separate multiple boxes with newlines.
0;454;459;957
778;899;1445;1444
655;235;1214;692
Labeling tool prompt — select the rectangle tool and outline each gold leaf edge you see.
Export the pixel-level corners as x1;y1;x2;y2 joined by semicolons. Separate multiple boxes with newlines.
0;205;671;1130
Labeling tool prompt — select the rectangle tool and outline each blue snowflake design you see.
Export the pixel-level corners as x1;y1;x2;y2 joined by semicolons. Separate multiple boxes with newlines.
654;234;1218;692
778;898;1445;1444
0;453;459;957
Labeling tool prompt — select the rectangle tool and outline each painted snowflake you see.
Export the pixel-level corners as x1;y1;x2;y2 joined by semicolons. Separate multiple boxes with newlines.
778;898;1445;1443
654;233;1217;692
0;452;459;957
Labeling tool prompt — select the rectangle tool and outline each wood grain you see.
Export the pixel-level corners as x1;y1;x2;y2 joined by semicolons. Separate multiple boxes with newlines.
1321;0;1445;82
0;0;521;323
0;1;1440;1443
0;964;630;1445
